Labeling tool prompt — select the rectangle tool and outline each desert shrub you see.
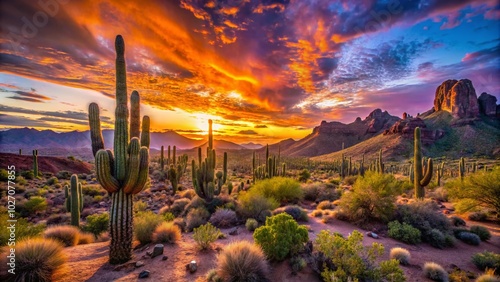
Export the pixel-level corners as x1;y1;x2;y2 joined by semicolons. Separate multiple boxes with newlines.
317;187;342;202
16;176;27;187
431;187;448;202
0;238;66;282
186;207;210;231
193;223;221;250
43;225;80;247
476;269;499;282
77;232;95;244
180;189;197;199
250;177;303;204
206;268;222;282
245;218;259;231
446;167;500;215
317;200;335;210
162;212;175;222
450;216;466;227
134;211;164;244
396;200;451;244
169;198;191;217
427;229;447;249
343;175;358;186
390;247;411;265
81;185;104;196
298;169;311;182
23;196;48;214
314;230;405;282
387;221;421;244
302;183;320;201
472;251;500;274
423;262;449;282
216;241;270;282
237;191;278;222
46;213;71;226
56;170;72;179
290;256;307;273
272;205;308;222
0;214;45;246
456;232;481;246
209;209;238;228
448;268;471;282
253;213;308;261
469;225;491;241
46;177;58;186
21;170;34;180
0;169;9;181
339;172;401;223
311;210;323;217
82;212;109;237
152;222;181;243
468;211;488;222
134;200;148;213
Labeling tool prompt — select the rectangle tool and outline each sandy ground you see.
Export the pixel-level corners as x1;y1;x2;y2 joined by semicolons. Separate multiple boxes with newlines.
57;212;500;282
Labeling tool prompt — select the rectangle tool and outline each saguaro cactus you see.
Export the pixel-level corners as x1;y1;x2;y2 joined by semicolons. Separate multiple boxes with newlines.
88;35;150;264
65;174;83;227
414;127;433;199
436;162;444;186
32;149;38;177
458;157;466;179
160;145;165;171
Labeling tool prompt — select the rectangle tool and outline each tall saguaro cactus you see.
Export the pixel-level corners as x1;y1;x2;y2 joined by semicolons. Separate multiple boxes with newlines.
65;174;83;227
32;150;38;177
88;35;150;264
414;127;433;199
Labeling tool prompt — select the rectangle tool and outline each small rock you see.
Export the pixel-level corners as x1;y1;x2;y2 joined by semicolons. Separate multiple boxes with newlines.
146;251;152;257
138;270;150;279
229;228;238;235
151;244;164;258
366;232;379;239
135;261;145;267
186;260;197;273
162;255;168;261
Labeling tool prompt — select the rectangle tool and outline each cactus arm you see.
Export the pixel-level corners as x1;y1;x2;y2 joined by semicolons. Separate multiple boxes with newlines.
70;175;80;226
131;147;149;194
96;150;119;193
140;116;150;148
115;35;127;106
223;152;227;184
123;138;141;194
420;158;433;186
89;103;105;157
130;90;140;139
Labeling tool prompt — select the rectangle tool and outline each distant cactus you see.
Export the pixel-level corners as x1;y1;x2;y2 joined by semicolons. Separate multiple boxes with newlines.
458;157;465;179
32;149;38;177
19;149;22;155
64;174;83;227
377;149;384;174
436;162;444;186
414;127;433;199
88;35;150;264
160;145;165;171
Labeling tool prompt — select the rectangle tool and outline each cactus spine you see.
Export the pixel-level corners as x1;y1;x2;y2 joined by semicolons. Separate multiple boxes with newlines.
65;174;83;227
414;127;433;199
32;149;38;177
88;35;150;264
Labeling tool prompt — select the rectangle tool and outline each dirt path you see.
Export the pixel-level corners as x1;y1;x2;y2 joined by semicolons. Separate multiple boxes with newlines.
59;214;499;282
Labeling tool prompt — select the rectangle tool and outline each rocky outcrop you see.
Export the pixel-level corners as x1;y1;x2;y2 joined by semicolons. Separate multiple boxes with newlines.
478;92;497;117
364;109;399;133
433;79;479;118
384;117;444;144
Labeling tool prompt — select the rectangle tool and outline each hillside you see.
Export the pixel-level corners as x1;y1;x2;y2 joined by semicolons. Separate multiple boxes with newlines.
0;152;92;174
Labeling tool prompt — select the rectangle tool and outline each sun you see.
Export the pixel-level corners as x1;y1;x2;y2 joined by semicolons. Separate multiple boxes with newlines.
194;113;223;132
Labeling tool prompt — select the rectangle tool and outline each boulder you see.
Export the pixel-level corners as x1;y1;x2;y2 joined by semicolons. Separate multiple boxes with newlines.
151;244;164;258
478;92;497;117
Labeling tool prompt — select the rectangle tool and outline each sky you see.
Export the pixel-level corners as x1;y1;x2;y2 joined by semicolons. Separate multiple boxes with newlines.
0;0;499;144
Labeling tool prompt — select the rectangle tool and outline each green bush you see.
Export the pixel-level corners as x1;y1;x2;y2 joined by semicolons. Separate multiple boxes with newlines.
0;169;9;181
56;170;71;179
169;198;190;217
423;262;448;282
253;213;308;261
469;225;491;241
81;185;104;196
446;167;500;215
237;191;278;222
427;229;447;249
250;177;303;204
457;232;481;246
0;238;66;282
245;218;259;231
339;172;401;223
272;205;308;222
468;211;488;222
193;223;222;250
472;251;500;274
0;213;45;246
134;211;164;244
21;170;34;180
396;200;451;244
290;256;307;273
302;183;321;201
134;200;148;213
22;196;48;214
298;169;311;182
82;213;109;237
215;241;270;281
450;216;466;227
46;177;58;186
314;230;405;282
387;221;421;244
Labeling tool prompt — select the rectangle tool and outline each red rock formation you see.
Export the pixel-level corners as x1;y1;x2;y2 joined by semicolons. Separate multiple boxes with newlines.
478;92;498;117
433;79;479;118
384;117;444;144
